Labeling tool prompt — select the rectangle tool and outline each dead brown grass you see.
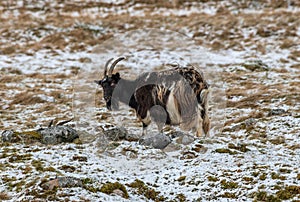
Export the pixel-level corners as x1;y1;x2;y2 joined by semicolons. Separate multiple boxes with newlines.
11;92;46;105
225;111;264;126
0;75;24;83
0;192;10;200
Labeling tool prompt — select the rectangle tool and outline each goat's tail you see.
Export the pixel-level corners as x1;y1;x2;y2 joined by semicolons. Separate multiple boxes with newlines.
200;88;209;109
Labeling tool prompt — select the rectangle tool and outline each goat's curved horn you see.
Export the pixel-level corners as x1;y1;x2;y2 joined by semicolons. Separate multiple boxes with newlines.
104;58;114;76
108;56;126;76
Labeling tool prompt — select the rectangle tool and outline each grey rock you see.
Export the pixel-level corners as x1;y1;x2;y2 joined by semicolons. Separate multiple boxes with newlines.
57;176;83;188
169;131;186;139
78;130;97;144
242;59;269;71
268;108;287;116
244;118;257;127
38;126;79;144
176;134;195;145
125;133;140;141
1;130;14;142
180;151;198;159
163;142;182;152
139;133;172;149
41;176;83;190
104;127;128;141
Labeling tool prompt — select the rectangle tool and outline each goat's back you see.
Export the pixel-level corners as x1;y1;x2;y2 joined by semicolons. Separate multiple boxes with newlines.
136;65;209;99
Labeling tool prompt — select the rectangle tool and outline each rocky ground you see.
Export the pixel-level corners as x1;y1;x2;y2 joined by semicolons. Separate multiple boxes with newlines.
0;0;300;201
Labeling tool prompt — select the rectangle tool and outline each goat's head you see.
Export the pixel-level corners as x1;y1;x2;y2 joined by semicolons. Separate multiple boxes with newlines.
94;57;125;110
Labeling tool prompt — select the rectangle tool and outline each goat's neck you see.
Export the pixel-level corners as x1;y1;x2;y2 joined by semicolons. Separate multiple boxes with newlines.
115;78;136;105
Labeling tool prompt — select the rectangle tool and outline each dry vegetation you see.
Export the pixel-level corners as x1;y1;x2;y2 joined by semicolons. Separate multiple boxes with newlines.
0;0;299;201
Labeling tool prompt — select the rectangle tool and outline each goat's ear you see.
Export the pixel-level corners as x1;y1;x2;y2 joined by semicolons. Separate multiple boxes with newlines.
115;72;120;79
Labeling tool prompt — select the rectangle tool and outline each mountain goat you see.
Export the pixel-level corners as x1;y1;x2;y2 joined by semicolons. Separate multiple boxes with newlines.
94;57;210;137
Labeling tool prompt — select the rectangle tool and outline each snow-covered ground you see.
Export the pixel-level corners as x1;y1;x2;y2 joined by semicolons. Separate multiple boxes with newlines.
0;0;300;201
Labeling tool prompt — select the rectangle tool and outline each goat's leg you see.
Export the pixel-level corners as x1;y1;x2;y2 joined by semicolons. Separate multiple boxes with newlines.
202;113;210;137
138;108;151;137
156;122;164;134
142;122;148;136
196;126;203;137
196;113;204;137
149;105;167;134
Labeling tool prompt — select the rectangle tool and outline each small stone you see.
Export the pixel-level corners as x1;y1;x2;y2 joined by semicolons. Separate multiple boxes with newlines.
1;130;15;142
41;177;83;190
139;137;152;146
180;151;197;159
163;142;182;152
176;134;195;145
268;108;287;116
79;57;92;63
72;155;88;162
41;179;59;190
104;127;128;141
38;126;79;144
244;118;257;127
242;59;269;71
192;144;208;153
125;133;140;141
57;176;83;188
139;133;172;149
112;189;125;197
78;130;97;144
169;131;186;139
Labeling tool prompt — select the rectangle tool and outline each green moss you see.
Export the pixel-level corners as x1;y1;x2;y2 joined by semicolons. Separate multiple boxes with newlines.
221;192;237;199
253;191;281;202
279;168;292;173
82;178;99;193
269;137;285;145
100;182;129;199
272;185;282;190
2;176;17;183
26;178;40;189
251;172;260;177
82;178;93;185
175;193;186;202
59;165;76;172
32;160;44;172
215;148;237;155
207;176;219;182
220;180;238;189
128;179;145;189
13;180;26;192
259;173;267;180
177;176;186;182
43;166;56;172
8;153;32;162
5;130;42;144
19;131;42;139
243;177;253;182
128;179;165;201
228;143;250;152
253;185;300;201
255;191;267;200
72;155;88;162
271;172;286;180
276;185;300;200
27;188;58;200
